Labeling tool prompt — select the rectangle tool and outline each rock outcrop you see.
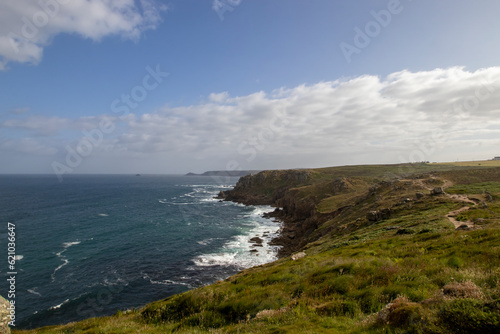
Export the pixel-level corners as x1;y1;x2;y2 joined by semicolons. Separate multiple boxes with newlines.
220;170;312;205
366;208;391;222
430;187;445;195
0;295;11;334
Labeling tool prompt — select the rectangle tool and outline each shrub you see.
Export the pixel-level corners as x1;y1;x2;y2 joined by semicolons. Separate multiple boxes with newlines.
447;256;463;269
439;298;500;333
141;293;201;323
315;300;358;317
356;289;383;314
181;310;226;329
217;298;260;322
375;296;430;333
442;280;484;299
382;285;406;302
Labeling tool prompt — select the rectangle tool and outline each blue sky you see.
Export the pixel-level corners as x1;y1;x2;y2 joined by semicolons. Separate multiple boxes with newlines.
1;0;500;176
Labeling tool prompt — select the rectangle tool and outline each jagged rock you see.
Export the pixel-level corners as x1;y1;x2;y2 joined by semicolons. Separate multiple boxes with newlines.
480;201;488;209
430;187;445;195
263;208;281;218
367;208;391;222
249;237;263;244
0;295;11;334
456;224;470;230
416;192;424;199
291;252;306;261
216;191;227;199
367;211;379;222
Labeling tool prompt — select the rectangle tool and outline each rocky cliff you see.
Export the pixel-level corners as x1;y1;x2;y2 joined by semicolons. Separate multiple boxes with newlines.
220;169;370;256
218;169;311;205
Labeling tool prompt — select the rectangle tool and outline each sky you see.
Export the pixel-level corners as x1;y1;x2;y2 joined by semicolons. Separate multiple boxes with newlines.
0;0;500;177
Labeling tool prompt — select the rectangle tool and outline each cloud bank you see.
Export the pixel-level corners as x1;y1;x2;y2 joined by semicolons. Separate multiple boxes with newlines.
0;0;166;69
1;66;500;174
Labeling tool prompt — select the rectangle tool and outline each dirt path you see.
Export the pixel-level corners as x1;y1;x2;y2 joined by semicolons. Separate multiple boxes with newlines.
400;176;454;192
442;181;477;229
446;206;474;229
401;177;476;229
448;194;477;205
399;176;478;229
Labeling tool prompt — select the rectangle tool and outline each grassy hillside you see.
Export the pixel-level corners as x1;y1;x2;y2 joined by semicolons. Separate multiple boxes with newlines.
15;162;500;333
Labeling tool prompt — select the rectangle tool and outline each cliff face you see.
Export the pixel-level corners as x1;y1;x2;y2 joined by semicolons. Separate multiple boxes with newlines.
221;169;366;256
270;188;320;255
219;169;311;205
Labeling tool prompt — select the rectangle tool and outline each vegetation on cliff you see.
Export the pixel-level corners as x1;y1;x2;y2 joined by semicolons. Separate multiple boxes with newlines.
15;161;500;333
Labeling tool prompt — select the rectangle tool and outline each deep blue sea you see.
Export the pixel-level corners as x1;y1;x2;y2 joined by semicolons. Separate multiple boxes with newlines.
0;174;281;329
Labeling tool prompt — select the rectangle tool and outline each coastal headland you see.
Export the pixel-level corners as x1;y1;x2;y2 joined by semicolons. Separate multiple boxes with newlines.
14;161;500;333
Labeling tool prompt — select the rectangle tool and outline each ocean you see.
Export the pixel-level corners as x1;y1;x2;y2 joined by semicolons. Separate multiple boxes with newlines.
0;174;281;329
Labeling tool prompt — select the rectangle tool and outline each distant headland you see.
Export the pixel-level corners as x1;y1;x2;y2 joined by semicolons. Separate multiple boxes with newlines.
185;170;260;177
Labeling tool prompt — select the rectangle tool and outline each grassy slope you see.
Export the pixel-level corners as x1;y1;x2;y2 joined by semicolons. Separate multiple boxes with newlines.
15;162;500;334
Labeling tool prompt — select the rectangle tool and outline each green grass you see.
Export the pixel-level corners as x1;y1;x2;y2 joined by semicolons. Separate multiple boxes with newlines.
14;163;500;334
446;182;500;194
433;159;500;167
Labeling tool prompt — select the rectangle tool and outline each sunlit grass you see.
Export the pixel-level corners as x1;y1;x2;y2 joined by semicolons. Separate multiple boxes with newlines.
432;160;500;167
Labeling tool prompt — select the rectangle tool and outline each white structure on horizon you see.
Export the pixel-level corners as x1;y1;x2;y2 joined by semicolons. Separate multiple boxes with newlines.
493;157;500;160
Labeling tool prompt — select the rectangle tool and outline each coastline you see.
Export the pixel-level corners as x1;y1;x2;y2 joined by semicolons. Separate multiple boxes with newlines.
194;204;282;269
13;162;500;333
216;169;317;257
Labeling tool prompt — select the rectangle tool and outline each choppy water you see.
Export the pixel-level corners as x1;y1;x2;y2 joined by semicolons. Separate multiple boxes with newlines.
0;174;280;329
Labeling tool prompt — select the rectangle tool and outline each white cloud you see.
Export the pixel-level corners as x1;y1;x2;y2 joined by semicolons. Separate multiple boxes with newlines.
1;67;500;173
1;137;58;155
209;91;229;103
0;0;167;69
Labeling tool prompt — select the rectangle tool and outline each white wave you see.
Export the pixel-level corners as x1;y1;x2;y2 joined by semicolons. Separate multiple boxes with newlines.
98;213;109;217
194;252;238;267
180;184;228;188
197;238;215;246
52;241;80;281
14;255;23;261
62;241;81;249
51;259;69;281
193;207;282;270
200;197;218;203
149;279;191;288
103;277;127;286
27;288;42;297
248;206;275;218
49;299;69;310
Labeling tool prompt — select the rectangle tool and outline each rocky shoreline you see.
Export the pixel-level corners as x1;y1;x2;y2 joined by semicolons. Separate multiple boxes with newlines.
217;169;319;257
